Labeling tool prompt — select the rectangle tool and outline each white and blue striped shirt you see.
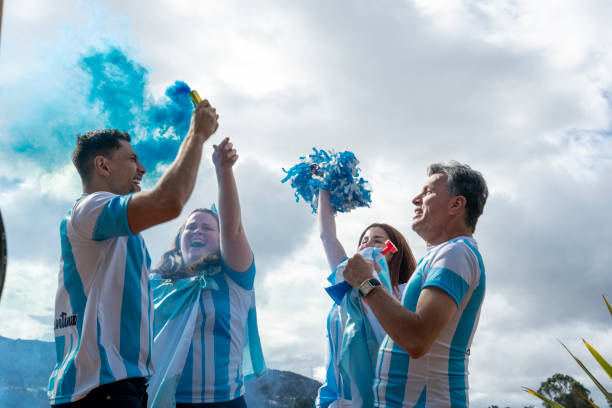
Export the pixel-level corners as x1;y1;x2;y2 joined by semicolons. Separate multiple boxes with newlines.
174;259;256;403
317;302;350;407
374;237;485;408
317;254;403;408
47;192;153;405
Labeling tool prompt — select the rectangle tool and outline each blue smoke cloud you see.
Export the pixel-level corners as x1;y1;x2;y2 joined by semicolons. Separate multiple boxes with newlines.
5;46;194;183
80;47;194;177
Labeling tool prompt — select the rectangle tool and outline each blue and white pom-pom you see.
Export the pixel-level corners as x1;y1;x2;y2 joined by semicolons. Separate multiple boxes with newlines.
281;148;372;214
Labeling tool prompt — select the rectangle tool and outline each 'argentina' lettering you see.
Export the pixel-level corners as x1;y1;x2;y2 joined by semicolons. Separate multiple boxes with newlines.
54;312;78;330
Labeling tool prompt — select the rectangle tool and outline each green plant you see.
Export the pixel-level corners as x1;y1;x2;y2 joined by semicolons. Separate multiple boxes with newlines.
524;296;612;407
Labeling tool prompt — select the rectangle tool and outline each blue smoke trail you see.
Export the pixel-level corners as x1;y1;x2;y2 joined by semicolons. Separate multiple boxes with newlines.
80;48;148;131
80;47;194;179
135;81;193;175
6;46;194;183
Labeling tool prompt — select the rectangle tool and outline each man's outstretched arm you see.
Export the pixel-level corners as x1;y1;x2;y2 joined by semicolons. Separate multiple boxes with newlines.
127;100;219;233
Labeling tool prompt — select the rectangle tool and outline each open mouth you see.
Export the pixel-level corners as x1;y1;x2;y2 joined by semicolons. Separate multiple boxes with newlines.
191;239;206;247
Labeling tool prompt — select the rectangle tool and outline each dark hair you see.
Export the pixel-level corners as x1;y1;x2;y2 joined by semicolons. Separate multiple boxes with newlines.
72;129;131;183
153;208;220;279
358;223;417;293
428;161;488;232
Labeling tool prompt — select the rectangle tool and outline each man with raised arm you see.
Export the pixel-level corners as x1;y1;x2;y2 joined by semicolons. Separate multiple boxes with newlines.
343;161;488;408
47;100;219;408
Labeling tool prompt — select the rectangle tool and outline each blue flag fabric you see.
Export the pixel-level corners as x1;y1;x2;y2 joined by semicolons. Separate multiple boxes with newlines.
147;272;266;408
324;281;352;306
324;247;392;407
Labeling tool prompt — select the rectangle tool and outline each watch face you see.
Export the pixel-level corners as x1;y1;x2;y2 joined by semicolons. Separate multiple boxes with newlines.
359;279;380;297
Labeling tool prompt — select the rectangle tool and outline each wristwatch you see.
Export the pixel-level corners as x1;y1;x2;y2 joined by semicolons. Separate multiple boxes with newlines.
358;278;381;297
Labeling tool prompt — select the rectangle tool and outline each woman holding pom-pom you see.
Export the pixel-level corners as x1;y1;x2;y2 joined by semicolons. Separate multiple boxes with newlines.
148;137;265;408
316;188;417;408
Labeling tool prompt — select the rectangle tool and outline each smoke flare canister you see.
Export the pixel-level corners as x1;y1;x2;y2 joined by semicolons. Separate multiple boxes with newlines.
190;90;202;107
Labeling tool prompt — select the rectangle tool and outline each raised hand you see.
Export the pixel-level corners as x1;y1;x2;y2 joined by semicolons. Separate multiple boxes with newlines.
213;137;239;172
192;99;219;141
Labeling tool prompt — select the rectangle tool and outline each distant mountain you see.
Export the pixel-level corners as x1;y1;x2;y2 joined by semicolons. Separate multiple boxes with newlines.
246;369;321;407
0;336;54;407
0;336;321;408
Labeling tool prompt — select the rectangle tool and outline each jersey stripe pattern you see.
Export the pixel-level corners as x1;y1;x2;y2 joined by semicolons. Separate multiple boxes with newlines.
374;237;485;408
317;264;406;408
174;259;256;403
316;302;350;407
47;192;153;404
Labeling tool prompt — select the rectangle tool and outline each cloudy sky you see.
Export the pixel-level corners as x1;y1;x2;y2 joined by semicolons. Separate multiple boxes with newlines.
1;0;612;406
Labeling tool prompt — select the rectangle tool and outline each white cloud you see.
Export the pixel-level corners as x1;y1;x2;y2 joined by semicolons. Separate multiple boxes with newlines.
0;260;56;341
255;232;331;378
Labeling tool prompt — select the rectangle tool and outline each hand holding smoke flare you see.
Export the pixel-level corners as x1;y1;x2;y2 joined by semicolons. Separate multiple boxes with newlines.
282;148;372;214
188;88;220;138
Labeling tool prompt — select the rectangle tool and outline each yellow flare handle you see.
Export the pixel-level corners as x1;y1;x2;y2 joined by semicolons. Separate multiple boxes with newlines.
190;90;202;107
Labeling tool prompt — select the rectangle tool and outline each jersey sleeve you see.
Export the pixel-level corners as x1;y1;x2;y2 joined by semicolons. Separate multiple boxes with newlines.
221;255;256;290
422;242;477;306
71;192;134;241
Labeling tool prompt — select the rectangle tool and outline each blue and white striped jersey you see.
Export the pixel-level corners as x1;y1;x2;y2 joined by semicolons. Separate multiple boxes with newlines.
317;302;350;407
317;251;404;408
374;237;485;408
47;192;153;405
174;259;256;403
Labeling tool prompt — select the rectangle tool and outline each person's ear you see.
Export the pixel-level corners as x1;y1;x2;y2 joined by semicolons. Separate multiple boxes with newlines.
449;195;466;214
93;155;111;177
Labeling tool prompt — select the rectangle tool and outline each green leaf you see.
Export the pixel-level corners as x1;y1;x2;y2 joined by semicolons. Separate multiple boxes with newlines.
573;385;600;408
560;341;612;400
523;387;566;408
583;338;612;381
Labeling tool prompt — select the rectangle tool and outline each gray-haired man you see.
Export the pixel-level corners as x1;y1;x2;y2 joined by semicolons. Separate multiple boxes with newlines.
344;161;488;407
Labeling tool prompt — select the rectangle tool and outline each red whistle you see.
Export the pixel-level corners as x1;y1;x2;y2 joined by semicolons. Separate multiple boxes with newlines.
381;240;398;255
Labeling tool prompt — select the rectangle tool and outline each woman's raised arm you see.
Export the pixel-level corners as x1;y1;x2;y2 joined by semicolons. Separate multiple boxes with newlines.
318;188;347;270
214;137;253;272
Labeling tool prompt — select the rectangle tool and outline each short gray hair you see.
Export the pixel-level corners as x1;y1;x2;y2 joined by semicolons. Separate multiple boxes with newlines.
428;161;488;232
